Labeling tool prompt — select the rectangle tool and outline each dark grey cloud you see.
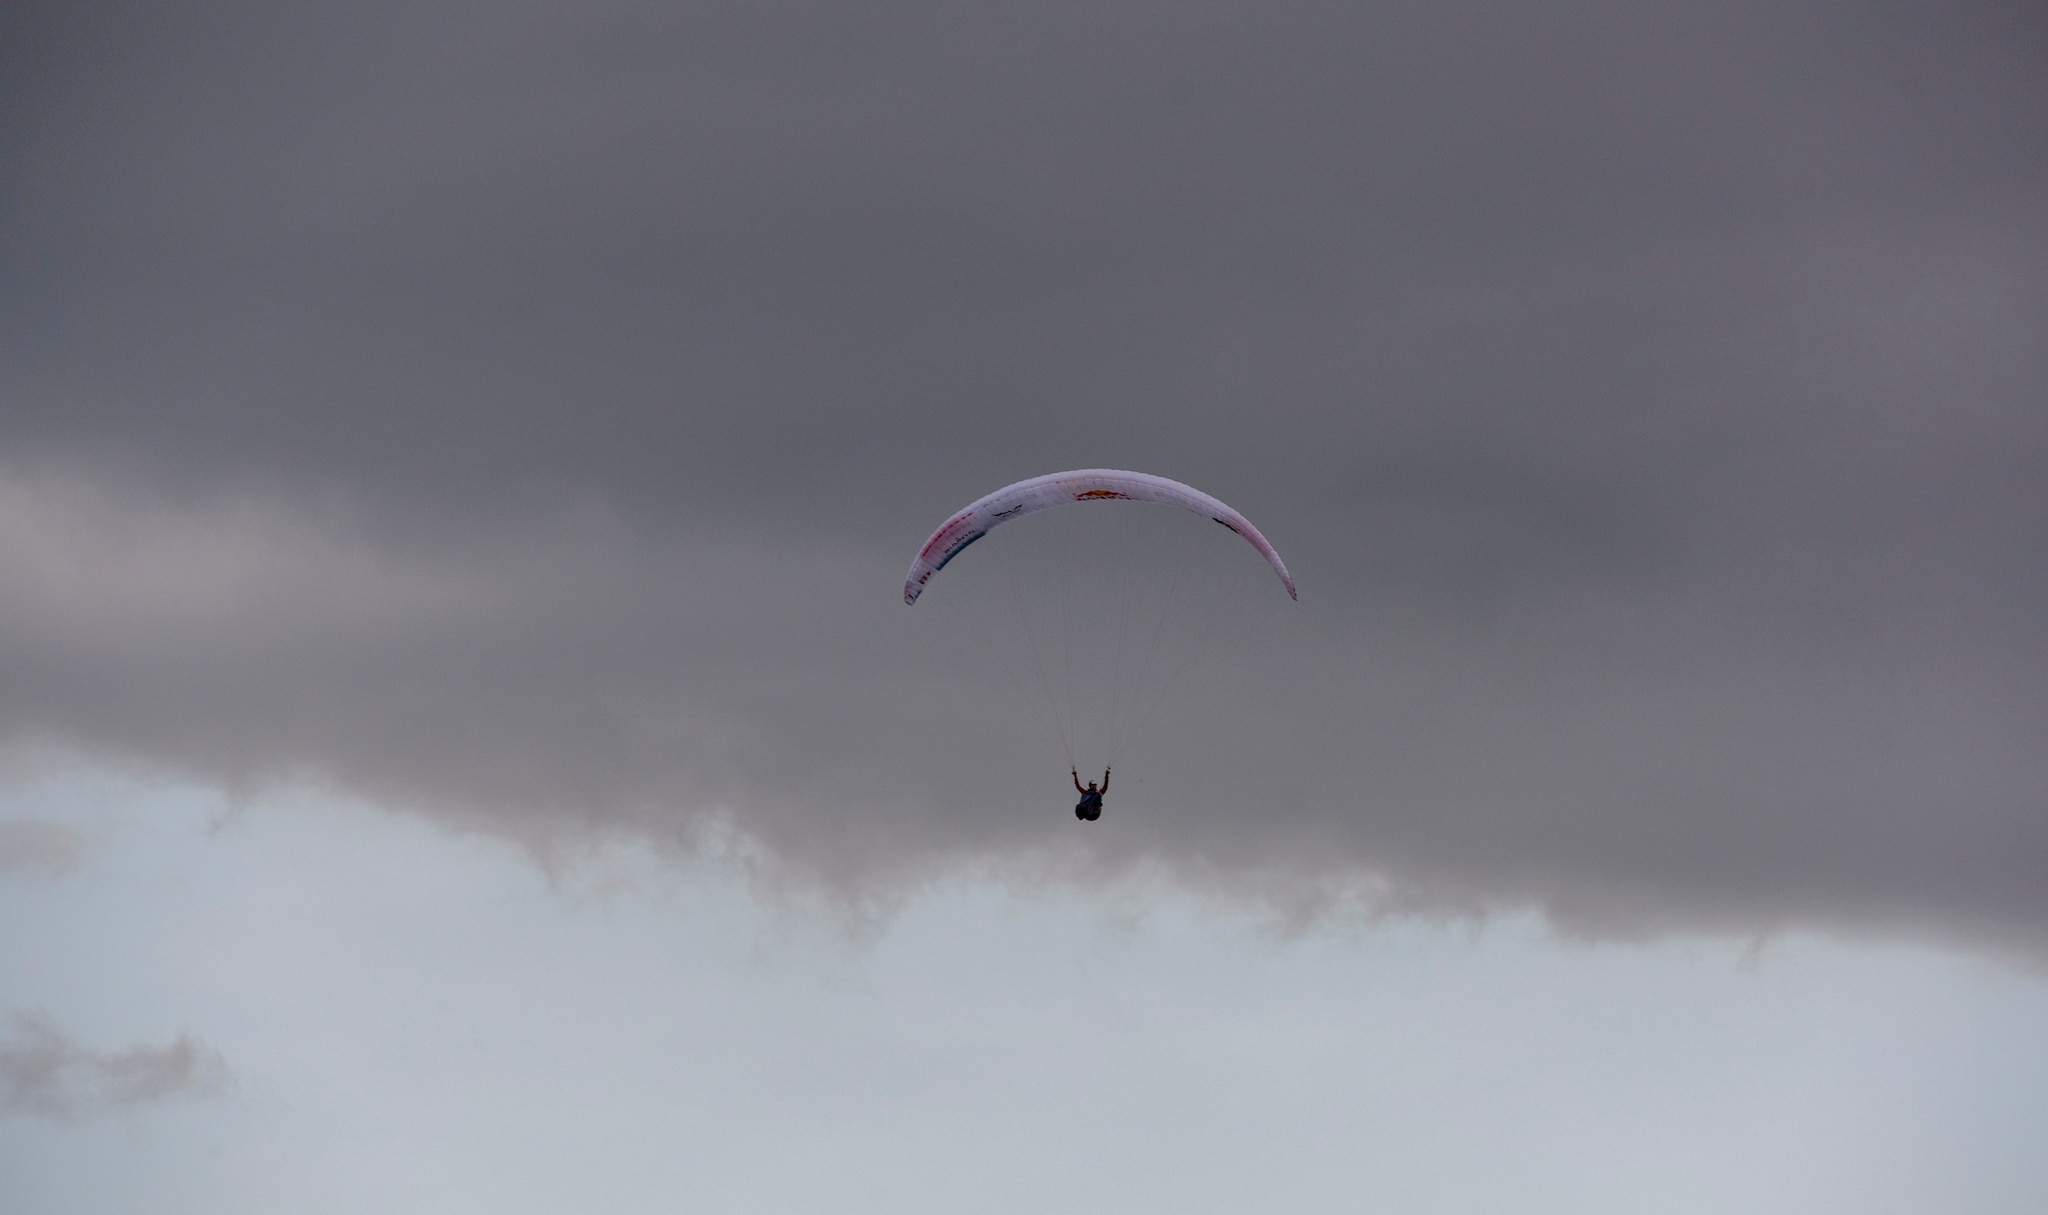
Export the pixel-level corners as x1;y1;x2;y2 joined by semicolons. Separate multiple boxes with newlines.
0;1012;234;1120
2;1;2044;946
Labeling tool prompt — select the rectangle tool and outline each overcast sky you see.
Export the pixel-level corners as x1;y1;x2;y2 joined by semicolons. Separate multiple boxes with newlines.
3;1;2046;1207
6;777;2048;1215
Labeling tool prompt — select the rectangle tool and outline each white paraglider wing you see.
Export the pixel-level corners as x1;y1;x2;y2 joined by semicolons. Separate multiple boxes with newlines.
904;469;1296;605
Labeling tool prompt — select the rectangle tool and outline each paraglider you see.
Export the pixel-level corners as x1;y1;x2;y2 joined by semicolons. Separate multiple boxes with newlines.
1073;767;1109;821
904;469;1294;823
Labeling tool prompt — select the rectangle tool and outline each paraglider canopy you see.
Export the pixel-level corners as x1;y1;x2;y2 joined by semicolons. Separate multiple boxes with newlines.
903;467;1295;784
904;469;1296;605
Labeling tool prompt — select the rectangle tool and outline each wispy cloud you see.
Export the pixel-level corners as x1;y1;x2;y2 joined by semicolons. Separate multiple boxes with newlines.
0;1012;235;1120
0;820;89;877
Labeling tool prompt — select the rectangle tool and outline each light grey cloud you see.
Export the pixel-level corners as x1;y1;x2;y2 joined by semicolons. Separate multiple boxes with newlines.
0;819;88;876
1;1;2044;947
0;1011;235;1120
